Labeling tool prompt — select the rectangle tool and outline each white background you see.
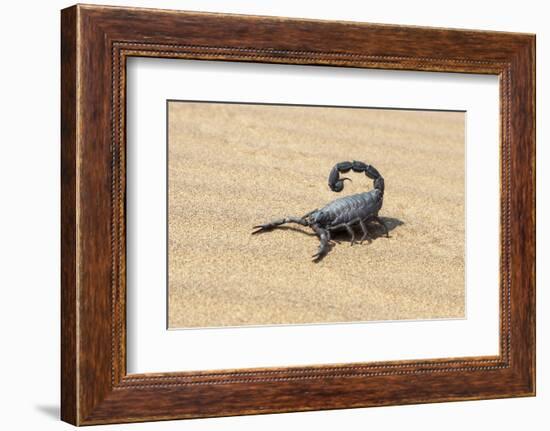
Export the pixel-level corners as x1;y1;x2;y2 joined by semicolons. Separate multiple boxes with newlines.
0;1;546;430
127;60;500;373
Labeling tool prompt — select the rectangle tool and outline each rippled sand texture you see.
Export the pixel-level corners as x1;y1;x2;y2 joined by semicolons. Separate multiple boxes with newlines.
168;102;465;328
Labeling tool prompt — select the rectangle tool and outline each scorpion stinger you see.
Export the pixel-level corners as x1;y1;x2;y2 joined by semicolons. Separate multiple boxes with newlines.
253;160;390;262
328;160;384;195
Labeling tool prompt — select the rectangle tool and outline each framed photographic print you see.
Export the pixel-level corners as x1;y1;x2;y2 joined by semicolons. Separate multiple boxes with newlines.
61;4;535;425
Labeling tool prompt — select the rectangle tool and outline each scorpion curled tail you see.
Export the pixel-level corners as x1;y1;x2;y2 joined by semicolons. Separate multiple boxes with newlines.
328;160;384;194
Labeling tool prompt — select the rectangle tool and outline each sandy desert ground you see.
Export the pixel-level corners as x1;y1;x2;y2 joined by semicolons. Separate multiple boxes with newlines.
167;102;465;328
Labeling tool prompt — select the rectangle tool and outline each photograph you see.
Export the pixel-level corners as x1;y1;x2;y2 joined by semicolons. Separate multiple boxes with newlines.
167;101;466;329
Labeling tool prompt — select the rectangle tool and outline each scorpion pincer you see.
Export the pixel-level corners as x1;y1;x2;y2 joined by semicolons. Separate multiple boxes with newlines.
252;161;389;261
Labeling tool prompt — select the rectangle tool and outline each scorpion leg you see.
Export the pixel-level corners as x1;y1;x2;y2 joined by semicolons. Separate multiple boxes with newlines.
252;216;308;234
345;224;356;245
311;225;330;261
359;219;372;244
373;216;390;238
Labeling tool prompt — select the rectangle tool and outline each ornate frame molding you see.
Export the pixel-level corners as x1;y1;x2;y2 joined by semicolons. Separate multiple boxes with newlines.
61;5;535;425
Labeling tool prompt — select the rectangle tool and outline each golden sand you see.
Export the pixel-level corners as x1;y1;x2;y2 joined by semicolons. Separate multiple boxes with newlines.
167;102;465;328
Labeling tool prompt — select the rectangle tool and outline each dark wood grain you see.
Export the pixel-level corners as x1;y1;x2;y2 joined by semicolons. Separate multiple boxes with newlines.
61;4;535;425
60;5;77;425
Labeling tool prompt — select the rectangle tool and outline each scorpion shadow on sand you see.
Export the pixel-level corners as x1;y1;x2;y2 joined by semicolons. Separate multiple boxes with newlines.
255;216;404;263
315;216;404;262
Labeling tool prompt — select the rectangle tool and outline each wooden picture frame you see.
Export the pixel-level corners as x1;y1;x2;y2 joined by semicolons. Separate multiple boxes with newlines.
61;4;535;425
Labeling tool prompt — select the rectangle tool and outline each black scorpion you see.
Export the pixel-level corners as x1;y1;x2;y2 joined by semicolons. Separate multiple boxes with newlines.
252;161;389;261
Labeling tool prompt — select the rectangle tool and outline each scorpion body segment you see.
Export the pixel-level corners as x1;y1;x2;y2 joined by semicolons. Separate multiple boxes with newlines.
253;161;389;261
